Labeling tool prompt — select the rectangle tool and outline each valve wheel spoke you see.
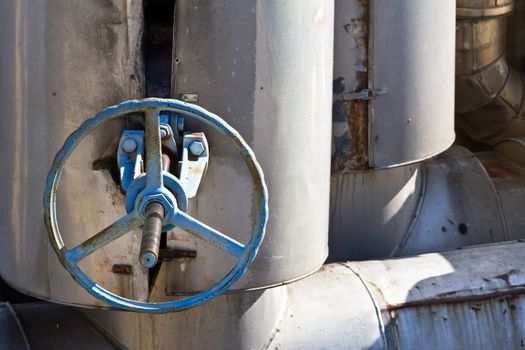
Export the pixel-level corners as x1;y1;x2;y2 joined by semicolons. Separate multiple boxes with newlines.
171;211;245;257
66;211;141;263
144;110;163;189
44;98;268;313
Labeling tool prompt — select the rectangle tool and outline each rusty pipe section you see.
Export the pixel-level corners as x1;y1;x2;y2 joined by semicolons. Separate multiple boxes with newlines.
456;0;525;144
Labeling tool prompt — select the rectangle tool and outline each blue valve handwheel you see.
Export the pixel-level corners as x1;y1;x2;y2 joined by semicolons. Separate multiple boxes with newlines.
43;98;268;313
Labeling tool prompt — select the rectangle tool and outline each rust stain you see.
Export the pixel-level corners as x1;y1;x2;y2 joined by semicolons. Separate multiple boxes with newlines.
332;0;370;173
481;159;521;178
112;264;133;275
106;182;125;207
493;269;518;285
168;231;191;242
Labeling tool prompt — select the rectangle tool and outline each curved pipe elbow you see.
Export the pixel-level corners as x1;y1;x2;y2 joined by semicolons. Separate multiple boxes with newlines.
455;0;525;145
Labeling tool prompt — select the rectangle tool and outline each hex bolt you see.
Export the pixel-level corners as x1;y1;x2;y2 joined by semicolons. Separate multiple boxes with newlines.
189;141;205;156
160;127;169;139
139;202;165;268
121;138;137;153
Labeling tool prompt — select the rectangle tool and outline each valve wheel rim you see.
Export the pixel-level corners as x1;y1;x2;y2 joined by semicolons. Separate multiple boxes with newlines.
43;98;268;313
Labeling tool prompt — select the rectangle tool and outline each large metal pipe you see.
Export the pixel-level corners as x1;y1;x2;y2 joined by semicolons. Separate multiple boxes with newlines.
6;241;525;349
456;0;525;145
269;240;525;349
332;0;456;171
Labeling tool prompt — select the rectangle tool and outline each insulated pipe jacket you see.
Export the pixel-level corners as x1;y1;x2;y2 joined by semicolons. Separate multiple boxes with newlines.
456;0;525;144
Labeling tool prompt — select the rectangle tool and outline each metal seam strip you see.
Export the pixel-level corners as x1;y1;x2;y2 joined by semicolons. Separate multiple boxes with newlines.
342;263;397;350
388;164;427;257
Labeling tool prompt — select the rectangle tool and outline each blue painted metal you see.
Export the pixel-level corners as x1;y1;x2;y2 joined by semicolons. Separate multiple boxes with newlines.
179;132;209;198
125;172;188;215
43;98;269;313
117;130;144;192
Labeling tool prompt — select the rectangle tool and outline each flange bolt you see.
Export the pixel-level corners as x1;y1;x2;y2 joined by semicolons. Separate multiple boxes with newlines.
121;138;138;153
189;141;205;156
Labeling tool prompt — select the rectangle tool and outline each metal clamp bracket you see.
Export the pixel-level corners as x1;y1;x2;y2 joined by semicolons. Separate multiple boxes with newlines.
178;132;209;198
342;88;387;101
117;130;144;192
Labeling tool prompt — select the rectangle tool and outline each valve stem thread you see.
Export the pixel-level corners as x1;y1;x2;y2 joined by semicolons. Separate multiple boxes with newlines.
140;202;165;268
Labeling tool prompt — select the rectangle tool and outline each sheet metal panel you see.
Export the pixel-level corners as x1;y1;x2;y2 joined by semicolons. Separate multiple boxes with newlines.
168;0;334;292
369;0;456;168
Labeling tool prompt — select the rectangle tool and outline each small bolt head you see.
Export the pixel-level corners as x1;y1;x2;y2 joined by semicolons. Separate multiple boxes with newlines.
140;251;157;268
160;127;169;139
189;141;205;156
121;138;137;153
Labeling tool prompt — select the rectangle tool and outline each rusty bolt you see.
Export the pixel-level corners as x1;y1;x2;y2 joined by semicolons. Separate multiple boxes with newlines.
140;202;165;268
189;141;205;156
121;138;137;153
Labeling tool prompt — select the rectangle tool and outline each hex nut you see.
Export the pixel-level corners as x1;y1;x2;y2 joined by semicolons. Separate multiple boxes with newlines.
189;141;205;156
121;138;138;153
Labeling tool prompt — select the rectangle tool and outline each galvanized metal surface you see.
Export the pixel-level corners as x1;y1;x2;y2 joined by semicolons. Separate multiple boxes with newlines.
369;0;456;168
43;99;269;312
0;0;148;306
168;0;334;292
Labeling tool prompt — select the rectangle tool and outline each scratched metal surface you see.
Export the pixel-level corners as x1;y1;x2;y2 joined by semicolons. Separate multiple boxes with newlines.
0;0;147;306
